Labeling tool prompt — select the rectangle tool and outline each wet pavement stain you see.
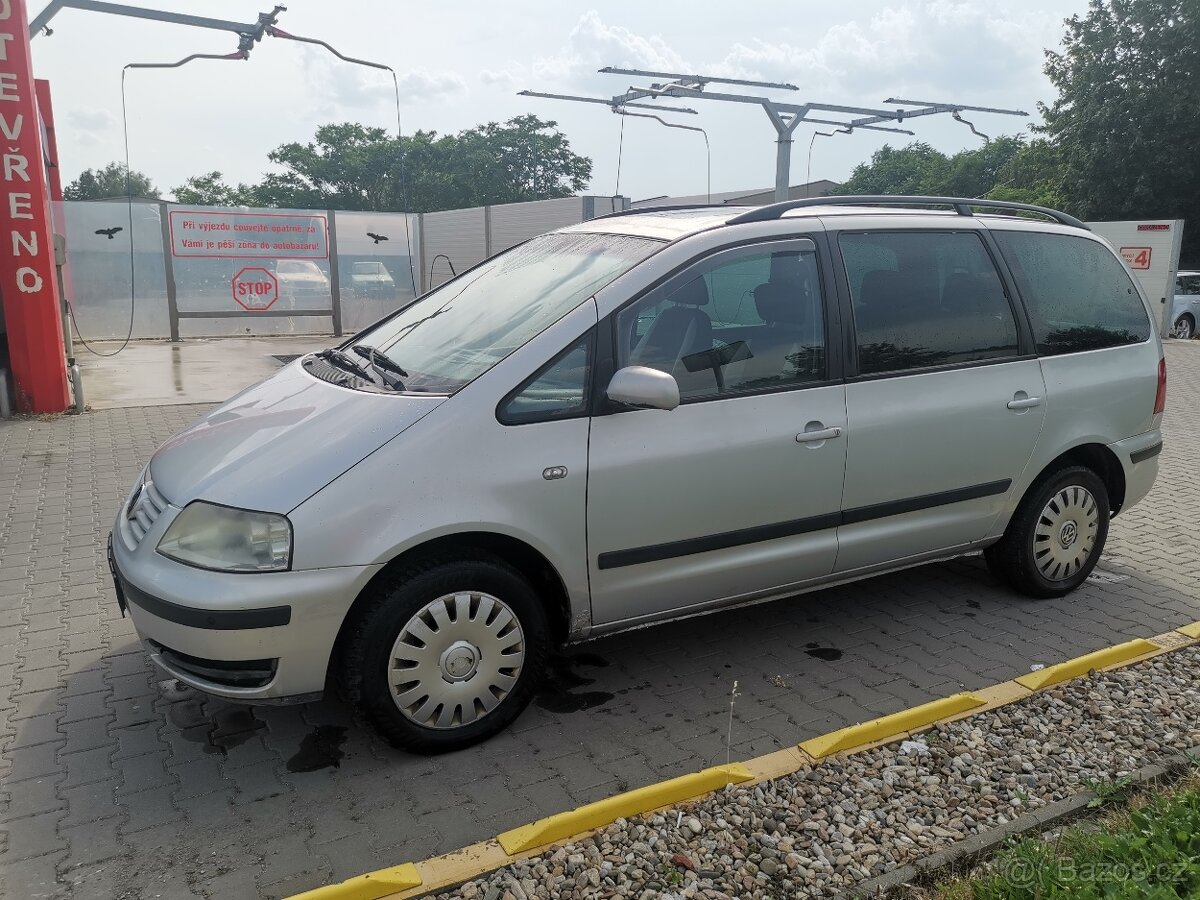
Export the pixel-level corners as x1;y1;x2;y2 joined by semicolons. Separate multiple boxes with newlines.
966;600;982;609
168;700;266;756
804;642;843;661
534;652;614;714
287;726;348;773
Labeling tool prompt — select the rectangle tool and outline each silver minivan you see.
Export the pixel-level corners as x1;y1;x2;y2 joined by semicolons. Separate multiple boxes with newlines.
109;196;1165;752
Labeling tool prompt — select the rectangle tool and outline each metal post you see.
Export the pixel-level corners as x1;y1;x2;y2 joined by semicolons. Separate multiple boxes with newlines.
483;205;492;259
158;201;180;342
763;106;802;203
326;210;343;337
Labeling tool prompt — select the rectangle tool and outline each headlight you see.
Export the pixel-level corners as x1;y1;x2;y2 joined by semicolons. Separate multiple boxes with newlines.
157;502;291;573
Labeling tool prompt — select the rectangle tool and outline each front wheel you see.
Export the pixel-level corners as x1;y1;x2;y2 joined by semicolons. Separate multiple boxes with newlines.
984;466;1109;599
339;554;549;753
1171;314;1195;340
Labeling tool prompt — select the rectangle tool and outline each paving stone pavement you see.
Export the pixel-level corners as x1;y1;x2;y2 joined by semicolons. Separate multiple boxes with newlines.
1;343;1198;899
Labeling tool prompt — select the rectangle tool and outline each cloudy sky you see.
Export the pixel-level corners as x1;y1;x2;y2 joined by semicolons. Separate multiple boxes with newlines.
31;1;1087;203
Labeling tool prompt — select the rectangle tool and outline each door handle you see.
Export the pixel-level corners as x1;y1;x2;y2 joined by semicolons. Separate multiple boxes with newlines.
1007;397;1043;410
795;426;843;443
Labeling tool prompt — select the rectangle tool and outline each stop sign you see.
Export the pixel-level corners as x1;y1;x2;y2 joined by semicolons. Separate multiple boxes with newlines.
232;266;279;311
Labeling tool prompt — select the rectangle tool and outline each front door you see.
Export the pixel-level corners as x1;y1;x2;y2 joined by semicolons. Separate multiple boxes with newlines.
832;228;1047;572
587;238;847;626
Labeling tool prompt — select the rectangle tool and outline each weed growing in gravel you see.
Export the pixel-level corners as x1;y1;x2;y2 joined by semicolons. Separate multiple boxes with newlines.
1083;774;1136;808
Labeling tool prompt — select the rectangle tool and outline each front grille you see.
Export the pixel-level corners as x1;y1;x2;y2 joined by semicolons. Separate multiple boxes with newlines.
118;475;168;551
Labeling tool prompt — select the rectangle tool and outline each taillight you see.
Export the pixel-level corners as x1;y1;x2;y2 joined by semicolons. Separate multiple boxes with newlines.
1154;357;1167;415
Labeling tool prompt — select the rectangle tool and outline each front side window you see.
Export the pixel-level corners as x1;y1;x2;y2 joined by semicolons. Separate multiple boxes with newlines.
840;231;1019;375
356;233;659;393
616;244;826;401
994;231;1151;355
498;334;592;425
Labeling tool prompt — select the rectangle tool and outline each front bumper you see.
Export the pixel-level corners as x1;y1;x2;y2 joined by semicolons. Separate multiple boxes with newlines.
109;515;381;702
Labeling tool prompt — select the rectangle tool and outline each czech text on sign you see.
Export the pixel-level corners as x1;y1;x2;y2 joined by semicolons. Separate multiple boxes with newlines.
169;209;328;259
232;266;279;311
1120;247;1152;270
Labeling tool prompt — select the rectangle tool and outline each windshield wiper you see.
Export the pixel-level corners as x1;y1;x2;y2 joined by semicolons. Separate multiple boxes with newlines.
317;348;400;390
350;345;407;390
352;344;408;377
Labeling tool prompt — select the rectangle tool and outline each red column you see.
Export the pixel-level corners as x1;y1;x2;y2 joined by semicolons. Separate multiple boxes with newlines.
0;0;68;413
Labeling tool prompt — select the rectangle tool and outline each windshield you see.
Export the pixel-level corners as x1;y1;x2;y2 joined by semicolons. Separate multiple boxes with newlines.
356;232;660;393
354;262;386;275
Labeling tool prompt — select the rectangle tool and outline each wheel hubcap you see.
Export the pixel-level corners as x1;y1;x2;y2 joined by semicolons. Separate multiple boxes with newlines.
389;592;525;730
1034;486;1099;581
439;641;480;682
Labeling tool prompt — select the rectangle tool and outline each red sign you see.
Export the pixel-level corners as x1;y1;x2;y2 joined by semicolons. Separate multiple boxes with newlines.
0;0;69;413
1138;223;1170;231
232;266;279;311
1120;247;1152;270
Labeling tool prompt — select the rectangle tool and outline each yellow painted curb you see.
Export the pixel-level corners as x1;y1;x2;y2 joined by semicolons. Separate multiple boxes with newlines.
1015;638;1158;690
496;763;754;855
357;630;1196;900
799;692;986;760
1177;621;1200;639
286;864;421;900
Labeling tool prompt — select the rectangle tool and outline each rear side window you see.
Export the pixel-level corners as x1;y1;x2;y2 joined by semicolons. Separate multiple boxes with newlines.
840;231;1019;375
994;231;1151;355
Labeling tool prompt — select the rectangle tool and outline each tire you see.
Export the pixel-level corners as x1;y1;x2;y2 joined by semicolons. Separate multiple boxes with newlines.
984;466;1109;599
1171;314;1195;340
338;553;549;753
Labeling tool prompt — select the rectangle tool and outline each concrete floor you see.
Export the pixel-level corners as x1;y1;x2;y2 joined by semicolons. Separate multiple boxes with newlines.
77;336;333;409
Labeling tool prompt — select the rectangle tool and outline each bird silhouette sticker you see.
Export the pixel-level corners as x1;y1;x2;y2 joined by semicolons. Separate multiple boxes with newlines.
366;232;389;244
95;226;124;240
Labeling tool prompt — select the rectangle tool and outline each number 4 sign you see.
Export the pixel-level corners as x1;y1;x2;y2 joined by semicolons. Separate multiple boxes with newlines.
1120;246;1152;270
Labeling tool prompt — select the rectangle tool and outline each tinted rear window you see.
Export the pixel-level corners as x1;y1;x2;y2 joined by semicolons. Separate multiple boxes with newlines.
994;231;1151;355
840;231;1019;375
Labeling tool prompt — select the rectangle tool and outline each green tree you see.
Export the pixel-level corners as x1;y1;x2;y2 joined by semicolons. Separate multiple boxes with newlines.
64;162;159;200
833;142;952;196
987;139;1067;209
214;115;593;213
1041;0;1200;259
171;171;259;206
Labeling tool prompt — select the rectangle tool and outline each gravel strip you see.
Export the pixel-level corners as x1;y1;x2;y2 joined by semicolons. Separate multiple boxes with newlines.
431;644;1200;900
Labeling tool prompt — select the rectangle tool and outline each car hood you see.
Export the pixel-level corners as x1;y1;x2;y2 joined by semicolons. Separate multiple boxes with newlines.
149;362;444;512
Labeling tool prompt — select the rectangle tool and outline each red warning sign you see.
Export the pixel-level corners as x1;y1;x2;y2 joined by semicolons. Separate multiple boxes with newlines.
1119;247;1152;270
232;266;279;310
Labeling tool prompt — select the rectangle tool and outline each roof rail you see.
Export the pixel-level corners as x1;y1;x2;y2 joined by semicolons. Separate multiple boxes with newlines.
590;203;726;221
725;195;1090;231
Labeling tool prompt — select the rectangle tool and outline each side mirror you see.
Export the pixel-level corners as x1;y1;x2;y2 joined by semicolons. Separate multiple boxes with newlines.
606;366;680;411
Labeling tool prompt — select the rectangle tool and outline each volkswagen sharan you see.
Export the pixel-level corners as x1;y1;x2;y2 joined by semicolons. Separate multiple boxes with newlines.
109;196;1166;752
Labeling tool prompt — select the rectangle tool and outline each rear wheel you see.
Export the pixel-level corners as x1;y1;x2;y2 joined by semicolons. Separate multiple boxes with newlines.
339;554;549;752
1171;314;1195;339
984;466;1109;599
